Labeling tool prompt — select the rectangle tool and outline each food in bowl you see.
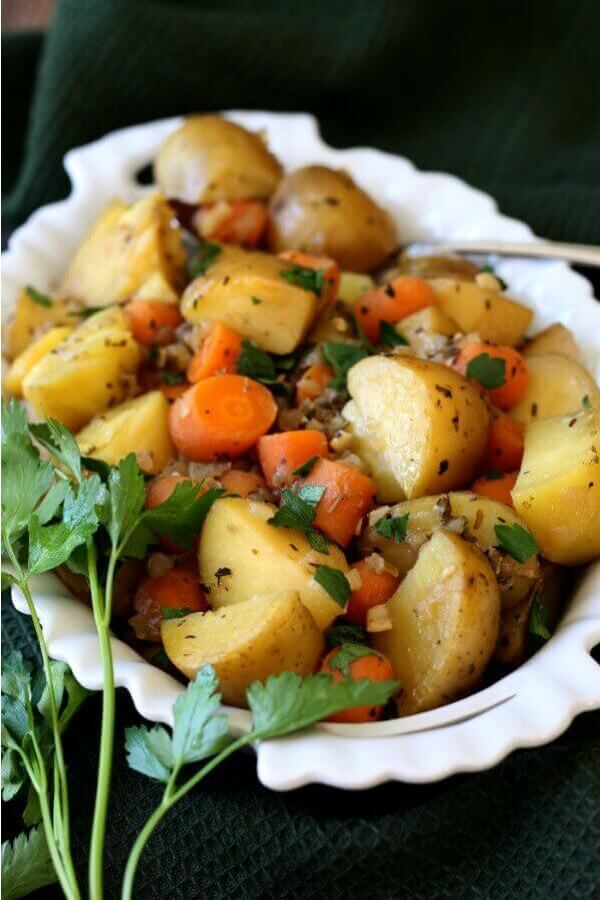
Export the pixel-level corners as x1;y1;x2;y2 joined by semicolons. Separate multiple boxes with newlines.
4;114;600;721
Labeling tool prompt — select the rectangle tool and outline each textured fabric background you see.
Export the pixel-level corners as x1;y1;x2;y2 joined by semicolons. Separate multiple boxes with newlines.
2;1;600;897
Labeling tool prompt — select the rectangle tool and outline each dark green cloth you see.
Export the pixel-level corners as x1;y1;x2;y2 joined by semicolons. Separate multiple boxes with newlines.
2;2;600;898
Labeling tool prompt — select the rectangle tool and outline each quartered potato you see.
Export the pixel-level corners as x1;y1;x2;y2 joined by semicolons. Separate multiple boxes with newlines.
4;289;82;360
76;390;173;474
22;307;140;430
5;326;73;397
521;323;579;360
372;531;500;715
268;166;397;273
495;563;565;667
361;491;540;608
510;353;599;425
511;410;600;565
161;590;324;707
344;355;489;501
61;194;186;307
155;115;283;205
428;278;532;346
398;306;459;357
181;244;329;354
199;497;348;630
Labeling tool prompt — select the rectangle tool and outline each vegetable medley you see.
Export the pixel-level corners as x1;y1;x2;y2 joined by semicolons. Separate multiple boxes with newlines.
4;114;600;721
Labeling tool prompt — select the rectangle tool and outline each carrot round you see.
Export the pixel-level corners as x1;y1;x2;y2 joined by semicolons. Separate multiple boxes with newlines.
278;250;340;306
258;430;328;489
454;341;529;410
320;646;394;723
187;322;242;383
295;363;335;404
146;474;204;552
135;568;208;615
301;458;376;546
355;277;436;343
169;374;277;461
471;471;518;508
125;300;182;347
484;410;525;472
346;560;400;625
219;469;267;498
196;200;268;247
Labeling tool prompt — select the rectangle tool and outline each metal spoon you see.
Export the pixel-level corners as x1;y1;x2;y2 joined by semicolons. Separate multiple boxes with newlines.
408;239;600;268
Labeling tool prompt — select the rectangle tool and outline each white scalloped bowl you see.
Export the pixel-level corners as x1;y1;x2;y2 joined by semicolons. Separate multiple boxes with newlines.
3;112;600;790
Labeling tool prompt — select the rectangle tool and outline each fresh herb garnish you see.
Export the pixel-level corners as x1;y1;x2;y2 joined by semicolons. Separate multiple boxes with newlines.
292;455;320;477
481;264;508;291
466;353;506;389
1;826;58;899
237;341;277;382
189;242;221;278
160;606;192;620
314;565;351;607
373;513;409;544
582;395;592;410
327;642;377;677
379;321;409;347
326;623;368;647
268;486;328;553
494;523;539;563
485;469;504;481
67;305;109;319
162;370;185;386
280;264;326;296
321;342;369;392
25;286;52;308
529;592;551;641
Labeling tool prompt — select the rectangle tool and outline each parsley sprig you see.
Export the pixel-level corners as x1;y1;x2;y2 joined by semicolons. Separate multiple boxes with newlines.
494;523;539;563
321;342;369;392
466;353;506;389
268;486;328;552
280;264;326;295
372;513;409;544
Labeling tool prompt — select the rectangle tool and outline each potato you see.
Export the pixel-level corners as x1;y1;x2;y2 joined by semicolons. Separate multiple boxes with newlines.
180;243;329;354
60;194;186;307
511;353;599;425
428;278;532;346
398;306;459;357
22;308;140;431
155;115;283;205
361;491;539;608
344;355;489;501
76;390;173;474
5;327;73;397
385;254;480;282
337;272;375;309
161;590;324;707
199;497;348;629
511;410;600;565
372;531;500;715
521;323;579;360
268;166;397;273
4;289;82;360
494;563;564;667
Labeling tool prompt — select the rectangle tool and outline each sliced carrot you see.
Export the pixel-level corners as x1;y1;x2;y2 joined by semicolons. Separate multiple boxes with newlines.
169;374;277;461
484;410;525;472
301;458;376;546
346;560;400;625
320;646;394;723
195;200;268;248
278;250;340;306
355;277;436;343
135;567;207;614
258;430;328;489
471;471;518;508
146;473;204;552
219;469;267;498
187;322;242;383
295;363;335;404
125;300;182;347
454;341;529;410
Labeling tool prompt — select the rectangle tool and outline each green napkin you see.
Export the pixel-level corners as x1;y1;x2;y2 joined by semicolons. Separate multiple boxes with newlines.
2;1;599;898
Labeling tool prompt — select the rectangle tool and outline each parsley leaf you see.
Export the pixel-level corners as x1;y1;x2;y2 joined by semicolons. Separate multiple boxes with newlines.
292;455;319;477
327;642;377;677
1;406;55;541
314;565;351;606
280;265;326;296
268;487;328;553
373;513;409;544
102;454;146;549
494;523;539;563
247;671;399;739
160;606;191;620
124;726;174;783
237;341;277;382
326;623;368;647
484;469;504;481
25;286;52;308
466;353;506;389
582;395;592;410
321;343;369;391
379;321;409;347
162;370;184;386
1;826;57;899
189;242;221;278
529;592;552;641
29;419;83;483
67;305;110;319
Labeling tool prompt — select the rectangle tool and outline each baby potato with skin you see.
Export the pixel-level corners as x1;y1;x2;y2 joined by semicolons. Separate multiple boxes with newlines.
268;166;397;273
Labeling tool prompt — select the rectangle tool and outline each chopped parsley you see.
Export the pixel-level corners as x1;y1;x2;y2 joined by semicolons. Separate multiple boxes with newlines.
25;285;52;308
494;523;539;563
292;455;320;477
268;486;328;553
280;264;326;296
321;342;369;391
466;353;506;389
529;592;552;641
485;469;504;481
372;513;409;544
582;395;592;410
189;242;221;278
326;623;368;647
327;642;376;677
237;341;277;381
162;370;185;386
379;321;409;347
67;305;109;319
161;606;192;620
314;565;351;607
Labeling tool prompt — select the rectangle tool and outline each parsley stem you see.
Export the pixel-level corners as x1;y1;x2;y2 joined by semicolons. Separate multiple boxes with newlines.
87;542;117;900
121;734;253;900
